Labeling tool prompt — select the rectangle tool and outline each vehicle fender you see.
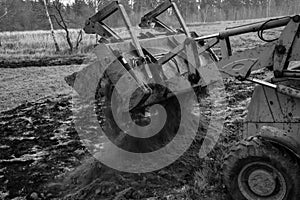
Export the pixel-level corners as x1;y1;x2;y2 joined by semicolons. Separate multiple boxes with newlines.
257;126;300;159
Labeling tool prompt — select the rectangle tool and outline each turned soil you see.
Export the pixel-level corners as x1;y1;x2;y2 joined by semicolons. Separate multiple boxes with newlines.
0;24;277;200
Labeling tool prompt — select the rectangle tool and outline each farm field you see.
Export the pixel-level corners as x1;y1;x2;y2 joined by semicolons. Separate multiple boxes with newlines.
0;17;280;57
0;18;281;200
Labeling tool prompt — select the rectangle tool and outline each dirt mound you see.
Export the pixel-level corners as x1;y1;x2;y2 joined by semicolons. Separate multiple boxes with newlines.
52;76;256;200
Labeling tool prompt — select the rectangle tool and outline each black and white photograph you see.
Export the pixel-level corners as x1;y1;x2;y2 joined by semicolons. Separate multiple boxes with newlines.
0;0;300;199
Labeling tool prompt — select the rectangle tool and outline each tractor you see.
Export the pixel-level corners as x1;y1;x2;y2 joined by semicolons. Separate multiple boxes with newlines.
65;1;300;199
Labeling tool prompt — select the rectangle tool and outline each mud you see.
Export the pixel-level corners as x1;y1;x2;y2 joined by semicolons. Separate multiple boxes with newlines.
0;55;87;69
0;27;275;199
0;95;87;199
0;74;258;199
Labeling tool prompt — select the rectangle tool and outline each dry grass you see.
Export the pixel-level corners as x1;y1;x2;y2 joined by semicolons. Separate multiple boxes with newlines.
0;29;97;56
0;17;276;58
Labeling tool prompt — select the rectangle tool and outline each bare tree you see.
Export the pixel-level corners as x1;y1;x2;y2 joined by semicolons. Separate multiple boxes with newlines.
94;0;99;44
75;29;83;50
43;0;60;52
267;0;272;17
51;0;83;53
0;7;8;47
202;4;210;23
0;7;7;20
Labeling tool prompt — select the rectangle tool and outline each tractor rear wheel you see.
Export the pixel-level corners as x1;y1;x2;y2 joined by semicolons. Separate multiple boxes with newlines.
223;137;300;200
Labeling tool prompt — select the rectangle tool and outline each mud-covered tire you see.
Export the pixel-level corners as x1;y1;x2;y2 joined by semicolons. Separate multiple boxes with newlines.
223;137;300;200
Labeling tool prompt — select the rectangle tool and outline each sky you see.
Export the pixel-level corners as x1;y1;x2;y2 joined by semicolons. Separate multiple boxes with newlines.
60;0;75;5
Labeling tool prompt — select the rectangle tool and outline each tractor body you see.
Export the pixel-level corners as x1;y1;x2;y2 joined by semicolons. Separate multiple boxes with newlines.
245;80;300;158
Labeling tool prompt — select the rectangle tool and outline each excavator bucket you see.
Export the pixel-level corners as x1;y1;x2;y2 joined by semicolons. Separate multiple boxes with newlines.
65;0;220;111
65;0;223;154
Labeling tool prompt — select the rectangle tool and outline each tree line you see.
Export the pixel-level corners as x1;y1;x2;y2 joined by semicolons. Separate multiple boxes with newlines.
0;0;299;32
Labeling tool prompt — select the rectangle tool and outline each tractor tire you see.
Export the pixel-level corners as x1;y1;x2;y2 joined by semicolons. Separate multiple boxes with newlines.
95;80;195;153
223;136;300;200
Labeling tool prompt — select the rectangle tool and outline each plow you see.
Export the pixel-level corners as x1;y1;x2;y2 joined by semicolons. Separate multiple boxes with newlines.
65;0;300;199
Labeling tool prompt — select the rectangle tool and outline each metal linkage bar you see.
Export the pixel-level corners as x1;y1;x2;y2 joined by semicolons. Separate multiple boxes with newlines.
140;0;172;22
89;0;119;23
84;1;121;41
84;0;156;93
171;2;190;37
139;0;191;36
139;0;173;30
273;16;300;76
118;4;154;81
195;16;292;41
